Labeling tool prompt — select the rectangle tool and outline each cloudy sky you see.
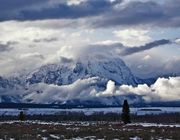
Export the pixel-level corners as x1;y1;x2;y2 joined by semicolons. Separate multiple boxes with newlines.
0;0;180;78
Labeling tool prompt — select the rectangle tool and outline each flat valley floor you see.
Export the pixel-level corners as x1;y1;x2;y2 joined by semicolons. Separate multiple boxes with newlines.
0;121;180;140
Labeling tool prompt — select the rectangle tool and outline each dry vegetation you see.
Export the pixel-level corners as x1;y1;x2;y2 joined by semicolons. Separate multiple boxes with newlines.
0;113;180;139
0;121;180;140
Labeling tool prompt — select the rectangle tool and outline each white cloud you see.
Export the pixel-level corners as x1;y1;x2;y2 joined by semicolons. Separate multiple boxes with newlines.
109;0;117;3
94;40;120;45
113;28;152;46
0;20;91;75
142;55;152;61
175;38;180;44
19;52;44;59
0;21;59;42
23;76;180;103
151;77;180;101
162;57;180;75
101;77;180;102
67;0;86;6
24;77;99;103
100;80;116;96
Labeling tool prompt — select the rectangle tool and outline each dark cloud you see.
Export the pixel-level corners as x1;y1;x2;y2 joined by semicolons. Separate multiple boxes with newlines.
33;37;58;43
87;39;173;56
60;57;73;64
6;41;19;45
120;39;171;56
0;0;180;28
92;0;180;28
0;41;18;52
0;0;45;11
0;0;120;21
0;44;10;52
0;0;47;21
22;0;119;20
93;1;163;27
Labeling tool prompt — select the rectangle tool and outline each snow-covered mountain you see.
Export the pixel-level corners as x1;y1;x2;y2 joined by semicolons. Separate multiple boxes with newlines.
0;56;157;106
26;57;137;86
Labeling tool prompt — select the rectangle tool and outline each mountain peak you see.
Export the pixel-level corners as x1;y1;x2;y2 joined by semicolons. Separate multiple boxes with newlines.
26;57;137;86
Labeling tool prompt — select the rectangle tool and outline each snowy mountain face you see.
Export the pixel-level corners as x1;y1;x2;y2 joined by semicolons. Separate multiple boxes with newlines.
27;57;137;86
0;57;140;105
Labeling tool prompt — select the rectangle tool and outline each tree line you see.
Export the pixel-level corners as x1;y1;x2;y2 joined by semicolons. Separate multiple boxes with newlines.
18;100;131;124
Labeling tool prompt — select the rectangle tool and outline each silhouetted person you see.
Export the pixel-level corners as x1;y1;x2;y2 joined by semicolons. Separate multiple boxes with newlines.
19;111;25;121
121;100;131;124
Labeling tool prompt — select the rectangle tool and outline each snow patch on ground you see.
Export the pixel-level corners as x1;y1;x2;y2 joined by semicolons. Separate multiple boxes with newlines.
129;123;180;128
50;134;60;139
130;136;142;140
0;120;180;129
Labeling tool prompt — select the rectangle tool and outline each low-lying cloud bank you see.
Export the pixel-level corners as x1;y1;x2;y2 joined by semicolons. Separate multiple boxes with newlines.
23;76;180;103
24;77;100;103
96;77;180;102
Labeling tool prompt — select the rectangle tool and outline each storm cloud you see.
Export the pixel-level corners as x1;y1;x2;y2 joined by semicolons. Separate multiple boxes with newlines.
92;0;180;28
120;39;171;56
86;39;172;57
0;0;119;21
0;0;180;28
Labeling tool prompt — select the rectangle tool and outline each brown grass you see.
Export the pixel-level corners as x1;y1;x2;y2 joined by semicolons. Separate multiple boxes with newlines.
0;121;179;139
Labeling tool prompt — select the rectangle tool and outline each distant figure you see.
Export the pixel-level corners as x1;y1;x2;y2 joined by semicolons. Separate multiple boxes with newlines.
121;100;131;124
18;111;25;121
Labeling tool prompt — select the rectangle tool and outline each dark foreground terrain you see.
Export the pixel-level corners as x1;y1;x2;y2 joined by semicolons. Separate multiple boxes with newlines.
0;113;179;139
0;121;180;140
